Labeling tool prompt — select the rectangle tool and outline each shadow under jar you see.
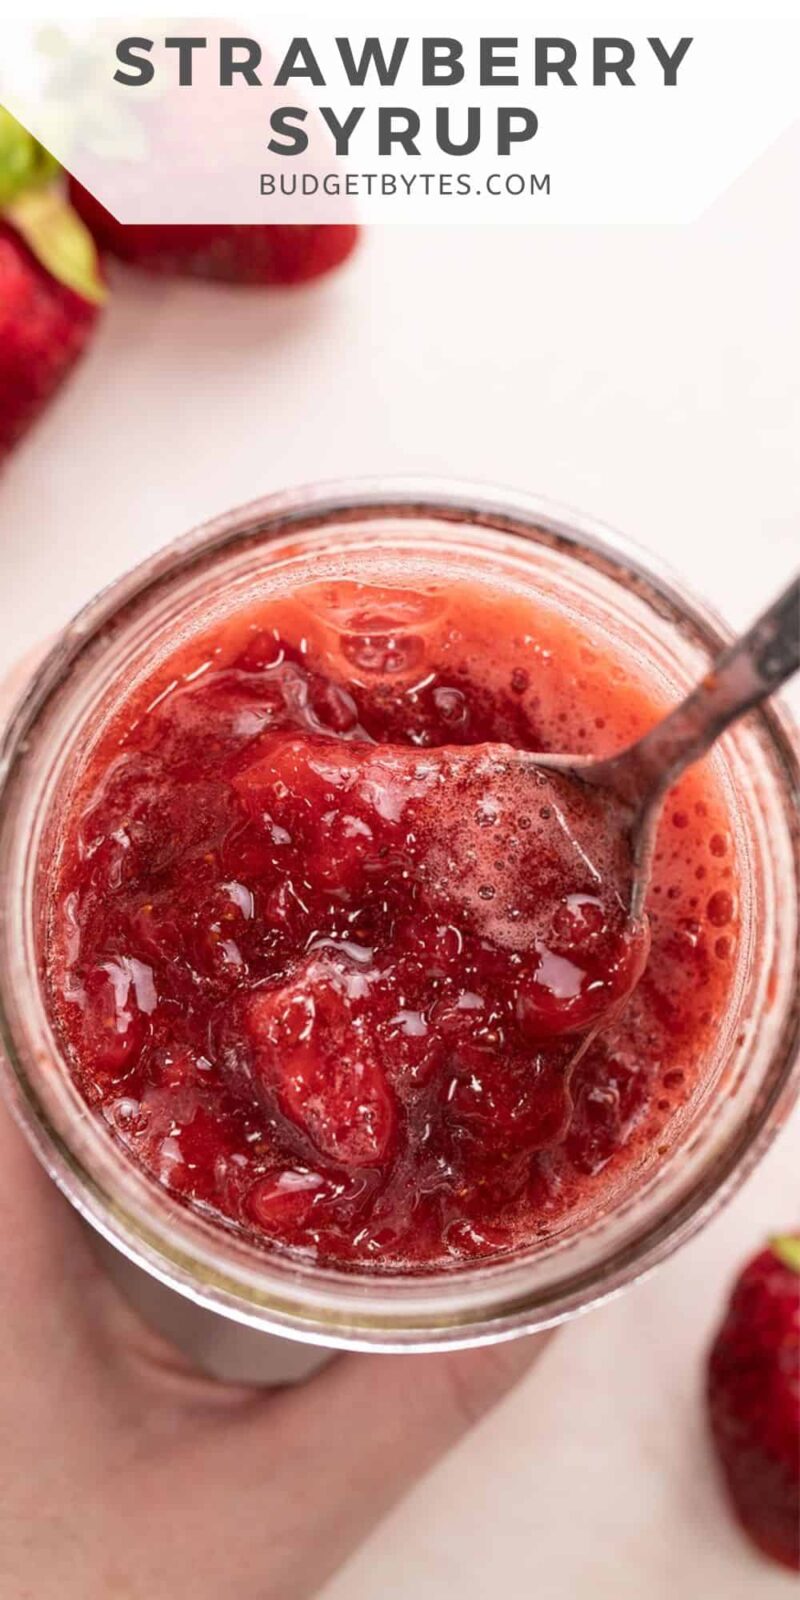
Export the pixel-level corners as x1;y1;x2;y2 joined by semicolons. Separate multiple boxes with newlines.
0;480;798;1382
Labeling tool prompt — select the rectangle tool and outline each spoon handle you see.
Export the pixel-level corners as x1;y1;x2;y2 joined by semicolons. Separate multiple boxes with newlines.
608;575;800;806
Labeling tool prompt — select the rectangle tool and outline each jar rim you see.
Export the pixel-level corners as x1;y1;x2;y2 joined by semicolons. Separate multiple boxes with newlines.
1;477;798;1351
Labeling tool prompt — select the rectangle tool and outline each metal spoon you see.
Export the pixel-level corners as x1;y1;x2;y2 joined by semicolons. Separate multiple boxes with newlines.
531;573;800;925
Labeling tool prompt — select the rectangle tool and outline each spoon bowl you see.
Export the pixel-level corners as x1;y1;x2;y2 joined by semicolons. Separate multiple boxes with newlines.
528;573;800;923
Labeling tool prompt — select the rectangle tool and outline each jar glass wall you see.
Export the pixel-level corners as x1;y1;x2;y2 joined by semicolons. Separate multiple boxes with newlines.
0;480;797;1352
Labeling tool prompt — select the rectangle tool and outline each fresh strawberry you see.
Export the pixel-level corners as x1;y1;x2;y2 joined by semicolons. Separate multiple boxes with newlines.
68;178;358;286
707;1234;800;1571
0;110;105;462
0;221;101;459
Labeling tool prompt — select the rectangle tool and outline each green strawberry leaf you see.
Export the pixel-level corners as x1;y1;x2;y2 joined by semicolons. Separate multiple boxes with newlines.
0;106;59;206
4;187;107;306
771;1234;800;1274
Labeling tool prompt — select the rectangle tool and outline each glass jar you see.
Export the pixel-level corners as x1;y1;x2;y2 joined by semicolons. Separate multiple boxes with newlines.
0;480;797;1373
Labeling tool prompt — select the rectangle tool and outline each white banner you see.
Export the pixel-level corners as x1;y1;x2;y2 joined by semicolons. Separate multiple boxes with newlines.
1;14;798;223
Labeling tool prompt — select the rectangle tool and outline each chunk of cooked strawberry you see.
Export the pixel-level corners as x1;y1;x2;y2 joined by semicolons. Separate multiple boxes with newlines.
78;958;153;1081
223;954;396;1167
247;1169;339;1236
515;921;649;1040
442;1039;575;1155
232;735;438;896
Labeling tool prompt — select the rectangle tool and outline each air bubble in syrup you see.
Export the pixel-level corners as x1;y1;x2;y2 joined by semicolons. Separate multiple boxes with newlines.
432;686;468;727
707;890;734;927
342;632;425;677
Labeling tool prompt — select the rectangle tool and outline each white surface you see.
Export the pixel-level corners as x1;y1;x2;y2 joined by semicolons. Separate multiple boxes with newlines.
2;121;799;1600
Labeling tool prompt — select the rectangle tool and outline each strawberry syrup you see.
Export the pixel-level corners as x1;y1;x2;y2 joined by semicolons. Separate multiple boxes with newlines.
45;570;740;1268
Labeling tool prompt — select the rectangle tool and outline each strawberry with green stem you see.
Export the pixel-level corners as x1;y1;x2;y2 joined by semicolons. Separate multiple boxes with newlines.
707;1233;800;1571
0;108;105;462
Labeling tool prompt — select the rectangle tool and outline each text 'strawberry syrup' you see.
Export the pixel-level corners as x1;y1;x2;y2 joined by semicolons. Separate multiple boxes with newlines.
1;485;797;1376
